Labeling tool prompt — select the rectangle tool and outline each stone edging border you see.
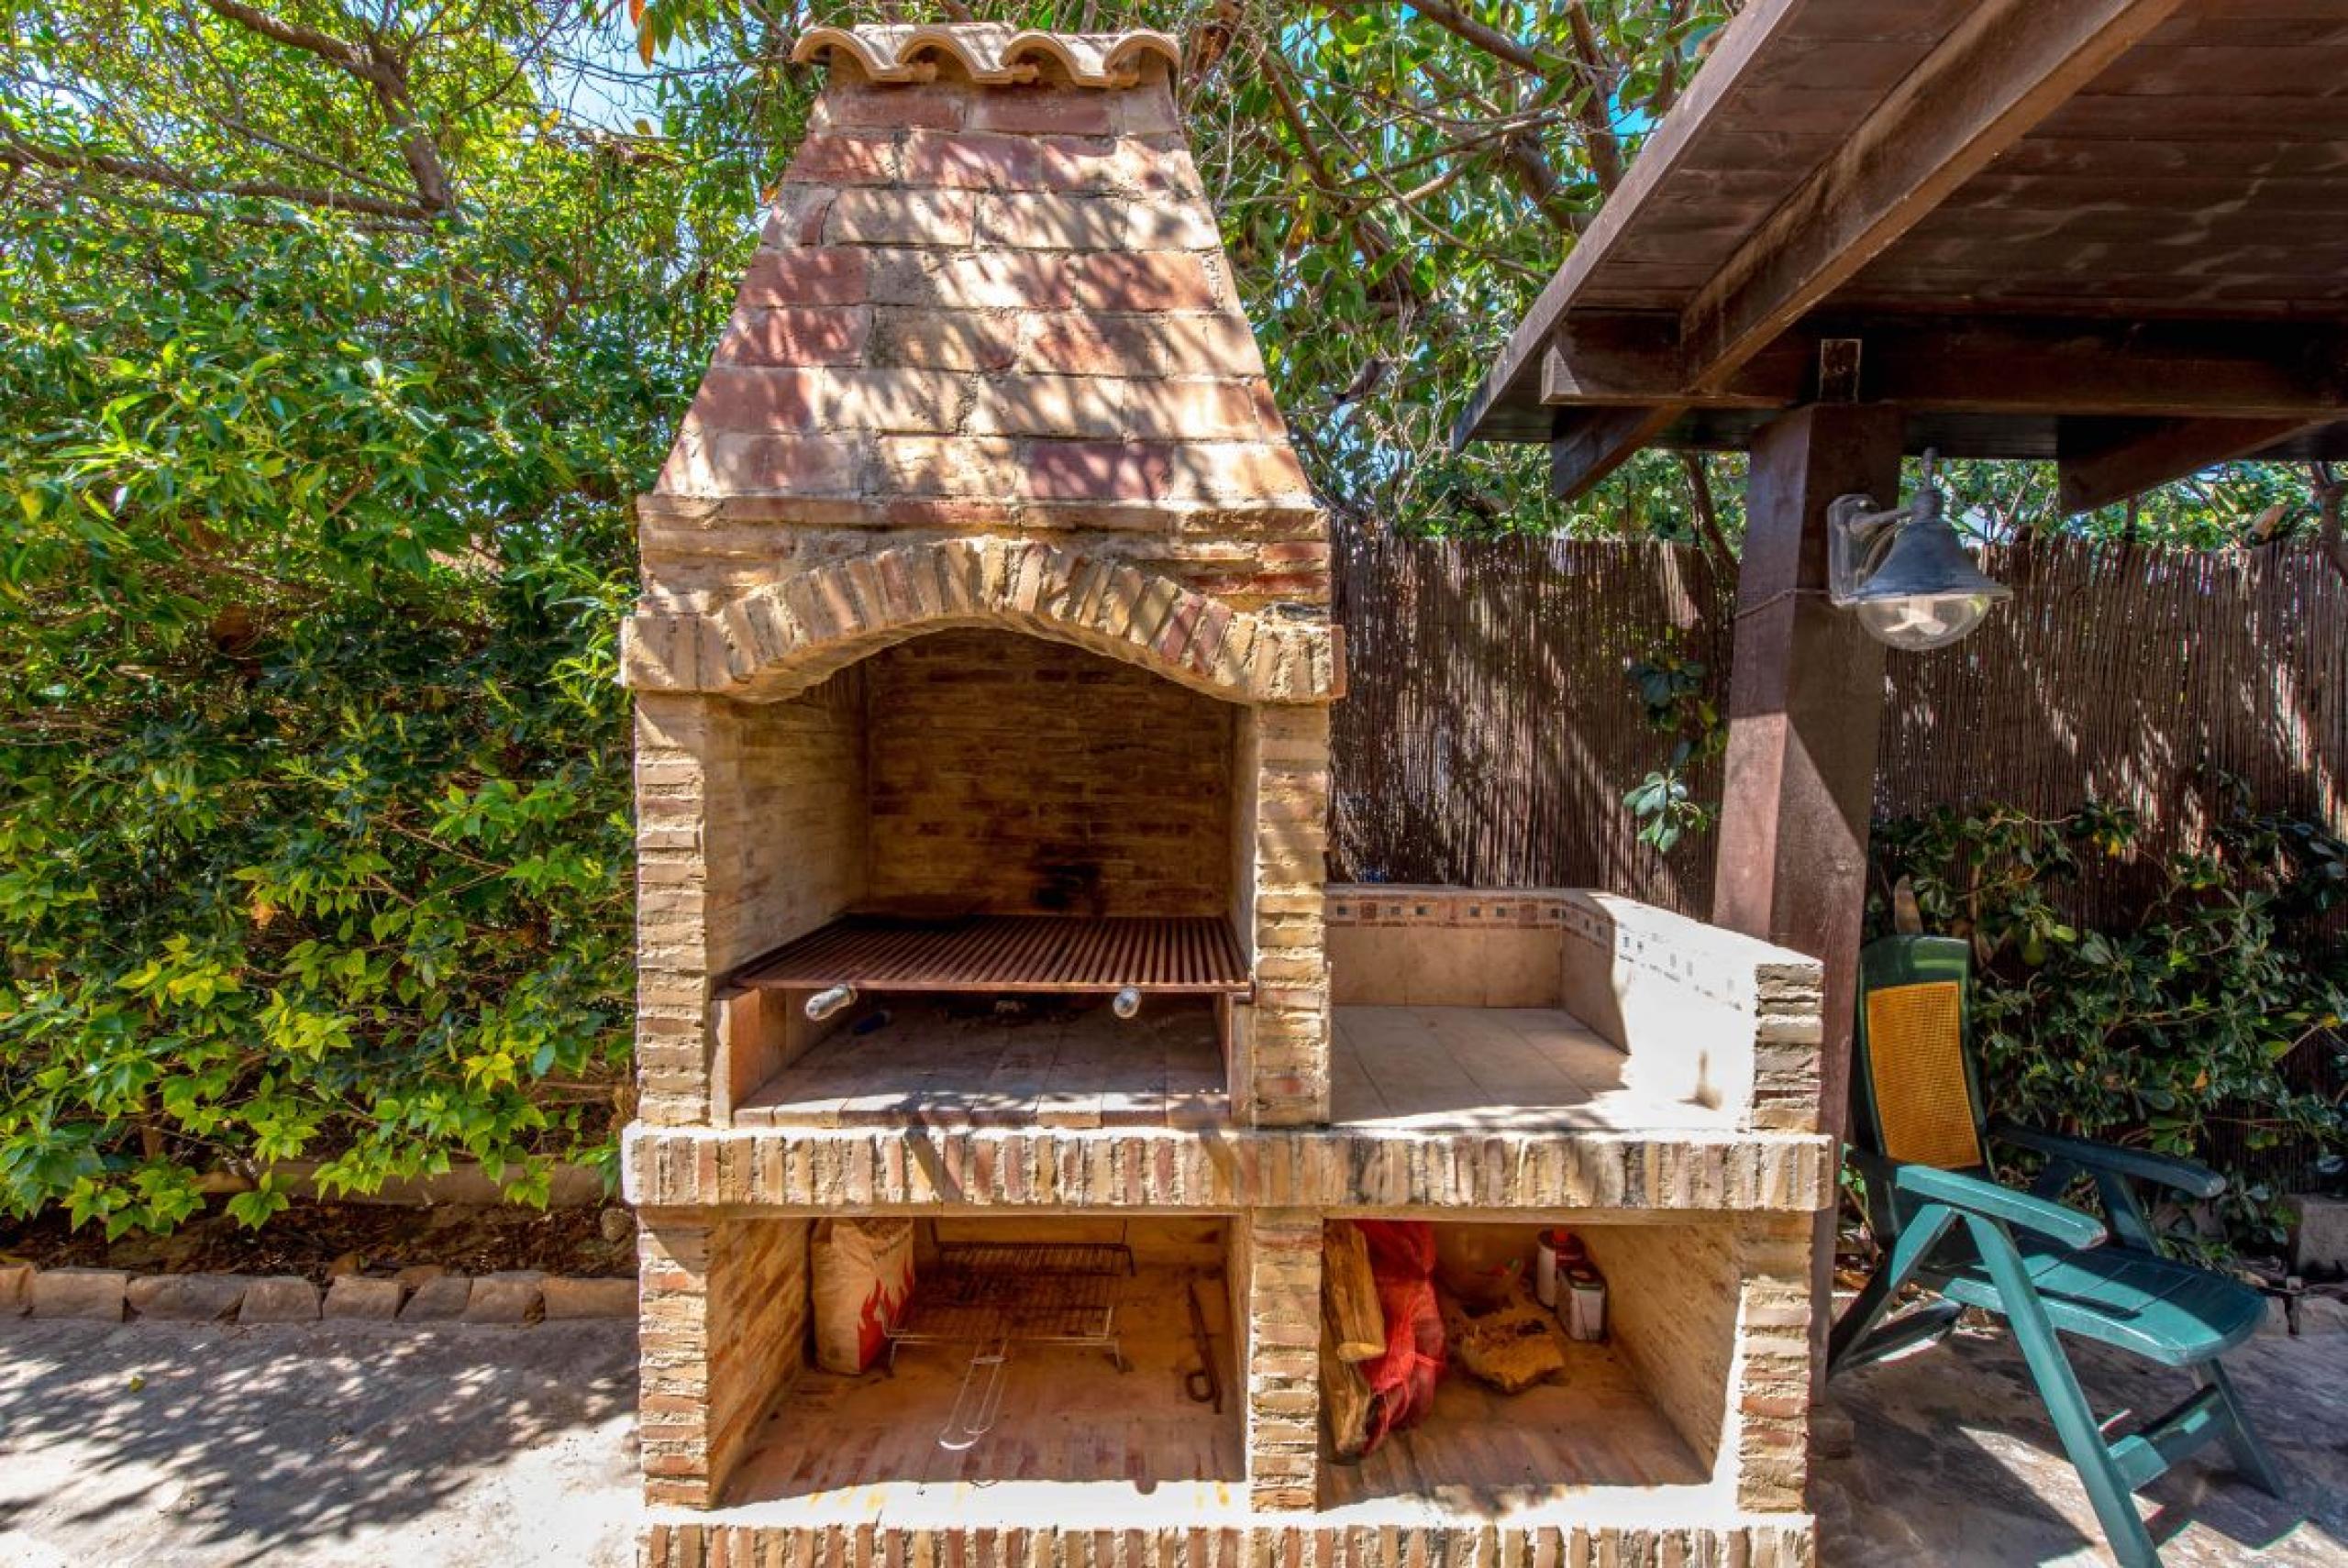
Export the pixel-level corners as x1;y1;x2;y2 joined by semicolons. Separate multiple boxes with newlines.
0;1260;636;1327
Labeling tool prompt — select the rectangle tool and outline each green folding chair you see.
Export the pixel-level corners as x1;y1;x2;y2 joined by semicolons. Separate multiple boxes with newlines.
1829;935;2284;1568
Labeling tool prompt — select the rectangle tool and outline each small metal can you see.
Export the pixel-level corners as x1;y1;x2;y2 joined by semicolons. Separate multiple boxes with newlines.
1566;1266;1608;1342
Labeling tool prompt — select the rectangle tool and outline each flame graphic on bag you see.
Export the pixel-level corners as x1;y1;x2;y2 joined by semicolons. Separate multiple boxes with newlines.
812;1218;916;1374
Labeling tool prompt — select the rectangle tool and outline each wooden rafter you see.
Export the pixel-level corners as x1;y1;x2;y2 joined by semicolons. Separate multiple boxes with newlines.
1548;405;1686;502
2056;418;2329;515
1541;315;2348;423
1676;0;2188;393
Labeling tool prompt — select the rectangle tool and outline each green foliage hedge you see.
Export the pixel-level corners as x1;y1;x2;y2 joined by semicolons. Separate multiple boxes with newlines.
0;211;718;1234
1869;780;2348;1249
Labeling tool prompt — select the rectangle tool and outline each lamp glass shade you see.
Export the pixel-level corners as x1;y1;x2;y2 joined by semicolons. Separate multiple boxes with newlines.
1846;512;2010;652
1854;591;1998;651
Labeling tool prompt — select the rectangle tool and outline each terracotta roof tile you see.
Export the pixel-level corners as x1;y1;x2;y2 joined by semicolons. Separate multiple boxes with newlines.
790;24;1180;89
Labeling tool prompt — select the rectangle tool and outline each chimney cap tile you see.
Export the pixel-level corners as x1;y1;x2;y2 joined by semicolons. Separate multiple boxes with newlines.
792;23;1180;89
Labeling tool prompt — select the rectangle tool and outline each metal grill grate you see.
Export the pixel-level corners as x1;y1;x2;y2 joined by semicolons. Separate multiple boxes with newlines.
734;914;1251;995
888;1241;1135;1351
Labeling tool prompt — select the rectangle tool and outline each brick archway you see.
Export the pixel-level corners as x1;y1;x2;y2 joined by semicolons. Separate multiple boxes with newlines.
620;537;1340;705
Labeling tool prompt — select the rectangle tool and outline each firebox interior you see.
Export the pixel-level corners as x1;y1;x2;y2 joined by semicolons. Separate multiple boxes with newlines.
731;991;1226;1129
707;628;1258;1125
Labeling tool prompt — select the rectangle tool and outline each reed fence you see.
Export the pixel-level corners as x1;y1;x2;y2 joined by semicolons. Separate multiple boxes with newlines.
1333;527;2346;924
1331;526;2347;1190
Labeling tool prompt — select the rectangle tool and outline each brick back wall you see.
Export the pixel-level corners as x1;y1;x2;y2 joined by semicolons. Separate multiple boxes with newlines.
866;629;1236;916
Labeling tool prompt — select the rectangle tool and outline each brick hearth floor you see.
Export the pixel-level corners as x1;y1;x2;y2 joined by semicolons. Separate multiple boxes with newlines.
1318;1341;1708;1522
730;997;1226;1131
730;999;1737;1134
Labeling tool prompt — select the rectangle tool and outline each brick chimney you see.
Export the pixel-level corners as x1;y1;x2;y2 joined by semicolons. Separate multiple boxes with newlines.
623;23;1338;1134
622;22;1339;701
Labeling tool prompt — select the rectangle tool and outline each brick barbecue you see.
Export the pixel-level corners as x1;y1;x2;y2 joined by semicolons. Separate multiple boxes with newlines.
623;24;1834;1568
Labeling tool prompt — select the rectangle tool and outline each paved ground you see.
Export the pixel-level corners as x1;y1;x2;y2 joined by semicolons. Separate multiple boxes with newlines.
0;1299;2340;1566
0;1319;638;1567
1817;1297;2348;1566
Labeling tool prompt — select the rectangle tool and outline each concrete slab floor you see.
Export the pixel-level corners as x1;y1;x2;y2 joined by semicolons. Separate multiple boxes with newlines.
1;1300;2341;1565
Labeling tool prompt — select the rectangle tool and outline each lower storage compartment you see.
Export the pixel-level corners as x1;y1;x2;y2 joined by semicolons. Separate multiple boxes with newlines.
1317;1218;1740;1521
722;1216;1246;1521
647;1199;1811;1530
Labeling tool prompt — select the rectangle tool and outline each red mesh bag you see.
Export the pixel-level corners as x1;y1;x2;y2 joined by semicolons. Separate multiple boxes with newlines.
1355;1220;1445;1452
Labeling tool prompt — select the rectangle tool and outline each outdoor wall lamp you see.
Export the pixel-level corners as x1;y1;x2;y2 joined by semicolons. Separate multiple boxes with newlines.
1827;449;2010;652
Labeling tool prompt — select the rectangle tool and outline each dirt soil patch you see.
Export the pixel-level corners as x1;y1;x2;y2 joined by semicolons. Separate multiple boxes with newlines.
0;1199;635;1284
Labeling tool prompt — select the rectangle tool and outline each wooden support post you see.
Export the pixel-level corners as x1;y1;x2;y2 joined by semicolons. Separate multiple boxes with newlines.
1710;402;1903;1404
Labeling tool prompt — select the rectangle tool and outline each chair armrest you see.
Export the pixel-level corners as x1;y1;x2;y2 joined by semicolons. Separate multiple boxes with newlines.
1988;1119;2226;1200
1887;1160;2109;1251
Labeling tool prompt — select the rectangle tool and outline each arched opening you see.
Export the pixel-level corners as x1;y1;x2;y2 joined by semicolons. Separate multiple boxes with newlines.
701;626;1264;1129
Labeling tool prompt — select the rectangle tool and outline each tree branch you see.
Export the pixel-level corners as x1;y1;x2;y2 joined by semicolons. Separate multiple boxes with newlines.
1648;0;1697;117
197;0;454;216
1379;0;1565;80
195;0;365;69
1252;40;1423;301
2313;460;2347;586
1562;1;1625;193
212;114;412;196
0;136;434;221
1679;451;1735;568
1497;129;1586;234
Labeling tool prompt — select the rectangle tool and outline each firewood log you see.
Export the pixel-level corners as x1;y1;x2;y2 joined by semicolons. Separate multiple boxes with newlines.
1323;1219;1386;1363
1320;1312;1376;1459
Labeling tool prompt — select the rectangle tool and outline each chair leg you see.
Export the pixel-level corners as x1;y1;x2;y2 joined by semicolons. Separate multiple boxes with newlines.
1965;1215;2162;1568
2196;1362;2286;1498
1827;1205;1955;1378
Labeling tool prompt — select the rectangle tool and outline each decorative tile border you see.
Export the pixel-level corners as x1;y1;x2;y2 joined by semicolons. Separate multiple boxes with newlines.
1326;885;1569;929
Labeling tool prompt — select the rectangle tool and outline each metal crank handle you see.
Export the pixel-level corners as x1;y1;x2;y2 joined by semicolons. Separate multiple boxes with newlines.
936;1342;1010;1452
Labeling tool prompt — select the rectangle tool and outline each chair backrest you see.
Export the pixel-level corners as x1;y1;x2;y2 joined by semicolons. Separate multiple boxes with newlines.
1851;935;1988;1174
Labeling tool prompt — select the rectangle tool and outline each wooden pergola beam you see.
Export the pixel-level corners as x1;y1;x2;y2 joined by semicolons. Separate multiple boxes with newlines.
1676;0;2188;394
2057;416;2330;514
1547;405;1685;500
1542;314;2348;421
